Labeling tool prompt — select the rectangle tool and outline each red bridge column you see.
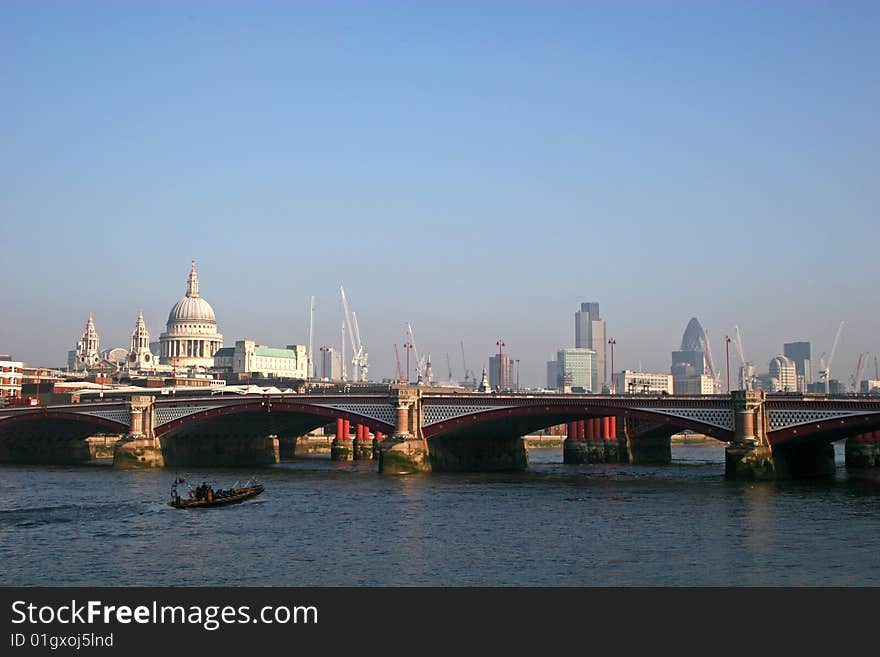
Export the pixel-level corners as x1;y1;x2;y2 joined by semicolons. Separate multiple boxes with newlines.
331;418;354;462
353;423;373;461
563;418;589;464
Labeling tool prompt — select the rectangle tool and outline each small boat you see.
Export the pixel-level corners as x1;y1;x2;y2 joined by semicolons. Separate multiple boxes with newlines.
167;477;264;509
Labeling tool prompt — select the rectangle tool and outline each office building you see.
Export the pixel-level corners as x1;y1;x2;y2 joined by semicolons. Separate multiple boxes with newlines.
574;302;606;392
552;348;596;393
615;370;673;395
0;356;23;400
783;341;812;387
769;355;798;392
488;353;516;391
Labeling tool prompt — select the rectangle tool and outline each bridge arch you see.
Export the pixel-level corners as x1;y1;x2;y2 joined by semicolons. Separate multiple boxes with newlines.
153;397;396;466
423;402;735;442
0;409;130;464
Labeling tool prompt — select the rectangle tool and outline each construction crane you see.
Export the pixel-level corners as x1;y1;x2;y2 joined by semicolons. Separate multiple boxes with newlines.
850;352;868;393
703;328;722;393
340;286;369;382
460;341;474;386
818;321;845;394
732;325;751;390
446;352;454;382
405;322;427;379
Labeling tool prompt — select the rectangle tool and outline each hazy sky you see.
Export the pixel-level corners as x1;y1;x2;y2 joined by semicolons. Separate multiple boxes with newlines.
2;1;878;387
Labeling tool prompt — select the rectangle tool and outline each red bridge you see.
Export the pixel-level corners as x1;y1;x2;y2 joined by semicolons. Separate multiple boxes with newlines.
2;387;880;479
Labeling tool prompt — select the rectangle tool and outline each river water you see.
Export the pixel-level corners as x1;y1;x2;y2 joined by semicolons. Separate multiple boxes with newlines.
2;442;879;586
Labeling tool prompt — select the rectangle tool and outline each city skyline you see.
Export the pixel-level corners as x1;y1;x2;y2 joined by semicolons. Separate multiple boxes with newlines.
3;2;878;386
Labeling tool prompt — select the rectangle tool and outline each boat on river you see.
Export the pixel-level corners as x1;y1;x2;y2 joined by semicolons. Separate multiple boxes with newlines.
167;477;264;509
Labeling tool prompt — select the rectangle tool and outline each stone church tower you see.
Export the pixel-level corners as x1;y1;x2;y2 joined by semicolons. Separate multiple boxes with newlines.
127;310;156;371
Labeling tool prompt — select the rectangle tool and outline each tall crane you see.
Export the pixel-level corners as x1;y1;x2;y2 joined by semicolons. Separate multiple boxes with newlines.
819;321;845;394
460;341;473;386
732;325;751;390
850;352;868;393
446;352;454;382
405;322;427;378
340;286;369;382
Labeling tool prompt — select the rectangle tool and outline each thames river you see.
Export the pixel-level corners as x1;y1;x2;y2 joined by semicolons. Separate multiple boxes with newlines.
2;442;879;586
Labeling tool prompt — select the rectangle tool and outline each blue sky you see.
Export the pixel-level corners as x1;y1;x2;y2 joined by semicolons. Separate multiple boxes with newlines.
2;1;878;386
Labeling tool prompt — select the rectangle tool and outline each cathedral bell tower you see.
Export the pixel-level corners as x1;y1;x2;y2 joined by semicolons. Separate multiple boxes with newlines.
128;310;156;371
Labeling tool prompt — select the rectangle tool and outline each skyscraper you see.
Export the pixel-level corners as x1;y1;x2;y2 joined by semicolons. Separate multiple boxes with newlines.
574;302;606;392
783;341;812;387
488;353;516;391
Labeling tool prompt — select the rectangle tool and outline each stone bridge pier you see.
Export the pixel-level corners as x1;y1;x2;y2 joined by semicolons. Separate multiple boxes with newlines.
724;391;835;480
378;387;430;474
113;395;165;468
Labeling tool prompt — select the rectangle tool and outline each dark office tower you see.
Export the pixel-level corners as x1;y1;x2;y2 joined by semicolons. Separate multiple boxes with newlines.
784;341;812;385
671;317;716;378
574;302;606;392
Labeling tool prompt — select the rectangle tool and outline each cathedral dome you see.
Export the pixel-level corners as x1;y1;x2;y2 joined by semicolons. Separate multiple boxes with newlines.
159;261;224;370
168;296;217;324
165;260;217;325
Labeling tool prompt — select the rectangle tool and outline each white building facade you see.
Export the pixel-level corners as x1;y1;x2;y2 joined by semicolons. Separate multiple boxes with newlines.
69;313;101;371
673;374;717;395
127;311;157;371
231;341;308;379
768;355;798;392
615;370;673;395
0;357;23;400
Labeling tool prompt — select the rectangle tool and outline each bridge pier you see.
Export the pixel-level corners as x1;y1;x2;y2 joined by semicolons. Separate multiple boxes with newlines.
331;418;353;461
845;432;880;469
113;396;165;469
564;417;621;464
563;421;588;463
725;391;773;480
113;436;165;469
353;423;373;461
379;389;431;474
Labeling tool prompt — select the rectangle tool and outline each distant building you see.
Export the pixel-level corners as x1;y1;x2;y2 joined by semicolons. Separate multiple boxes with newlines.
615;370;673;395
769;355;798;392
575;303;606;392
671;317;719;393
488;353;516;391
807;379;847;395
674;374;717;395
127;311;158;371
783;341;812;387
0;356;23;400
69;313;101;372
223;340;308;379
737;363;756;391
159;261;224;370
553;348;596;393
860;380;880;394
546;359;559;390
312;347;343;381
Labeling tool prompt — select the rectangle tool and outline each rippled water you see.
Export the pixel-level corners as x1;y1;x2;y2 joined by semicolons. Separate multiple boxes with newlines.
2;442;879;586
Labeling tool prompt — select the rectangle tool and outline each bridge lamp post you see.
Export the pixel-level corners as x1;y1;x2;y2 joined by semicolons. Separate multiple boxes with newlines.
403;343;413;384
496;339;505;391
725;336;731;395
608;338;616;394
